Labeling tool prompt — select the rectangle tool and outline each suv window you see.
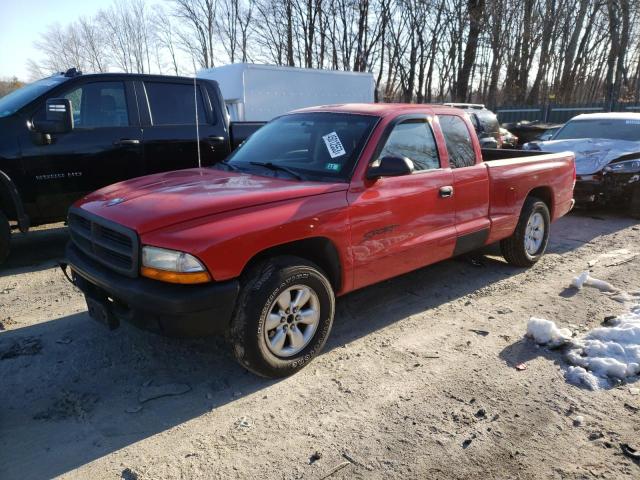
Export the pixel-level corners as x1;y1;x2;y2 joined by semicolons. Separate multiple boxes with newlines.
438;115;476;168
36;81;129;128
475;110;500;134
145;82;207;125
379;119;440;171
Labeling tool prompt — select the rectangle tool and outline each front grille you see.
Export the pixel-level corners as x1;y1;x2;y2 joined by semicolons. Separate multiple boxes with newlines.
68;207;139;277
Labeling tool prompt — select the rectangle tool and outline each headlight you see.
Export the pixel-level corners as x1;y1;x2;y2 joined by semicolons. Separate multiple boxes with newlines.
141;246;211;284
522;142;541;151
604;159;640;174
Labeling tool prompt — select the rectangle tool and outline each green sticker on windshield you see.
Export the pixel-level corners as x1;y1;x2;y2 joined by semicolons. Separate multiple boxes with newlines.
325;163;341;171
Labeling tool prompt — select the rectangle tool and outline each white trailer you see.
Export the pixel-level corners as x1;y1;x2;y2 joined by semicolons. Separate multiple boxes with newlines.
198;63;375;122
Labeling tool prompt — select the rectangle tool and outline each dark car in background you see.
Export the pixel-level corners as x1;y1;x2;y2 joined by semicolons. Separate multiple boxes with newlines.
523;113;640;217
444;103;502;148
0;69;263;264
499;127;518;149
502;120;564;146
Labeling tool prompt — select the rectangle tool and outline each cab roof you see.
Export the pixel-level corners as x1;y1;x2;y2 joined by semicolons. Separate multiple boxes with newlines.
292;103;466;118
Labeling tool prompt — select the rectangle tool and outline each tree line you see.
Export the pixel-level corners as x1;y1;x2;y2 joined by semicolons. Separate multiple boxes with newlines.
25;0;640;107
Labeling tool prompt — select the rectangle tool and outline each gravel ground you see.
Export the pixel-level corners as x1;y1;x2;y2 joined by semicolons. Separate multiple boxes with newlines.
1;211;639;480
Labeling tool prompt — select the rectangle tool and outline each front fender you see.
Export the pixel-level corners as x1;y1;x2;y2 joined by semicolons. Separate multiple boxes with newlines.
139;192;352;285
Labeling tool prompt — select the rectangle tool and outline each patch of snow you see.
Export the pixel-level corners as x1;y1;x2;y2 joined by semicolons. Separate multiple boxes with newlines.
525;300;640;390
565;366;603;390
526;317;572;347
570;271;618;292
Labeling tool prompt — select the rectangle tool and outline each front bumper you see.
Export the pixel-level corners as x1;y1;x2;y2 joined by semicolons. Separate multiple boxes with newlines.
574;172;640;205
66;242;239;337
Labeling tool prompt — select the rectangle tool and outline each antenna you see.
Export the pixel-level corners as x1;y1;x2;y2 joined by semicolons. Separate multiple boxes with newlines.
194;76;202;168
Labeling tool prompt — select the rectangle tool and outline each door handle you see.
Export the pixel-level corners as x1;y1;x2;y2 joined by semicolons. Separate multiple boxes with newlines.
114;139;140;145
207;135;225;144
439;186;454;198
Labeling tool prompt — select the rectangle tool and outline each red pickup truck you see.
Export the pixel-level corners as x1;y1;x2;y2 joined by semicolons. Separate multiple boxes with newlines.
65;104;575;377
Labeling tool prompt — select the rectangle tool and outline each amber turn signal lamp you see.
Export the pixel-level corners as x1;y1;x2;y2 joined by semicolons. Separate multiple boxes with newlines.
140;266;211;284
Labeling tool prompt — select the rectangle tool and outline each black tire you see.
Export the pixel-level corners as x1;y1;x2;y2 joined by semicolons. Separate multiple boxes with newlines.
501;197;550;267
0;211;10;266
630;185;640;220
228;255;335;378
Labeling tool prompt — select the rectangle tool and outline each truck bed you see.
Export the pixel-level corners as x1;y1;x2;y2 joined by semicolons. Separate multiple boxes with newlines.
482;149;576;243
481;148;553;162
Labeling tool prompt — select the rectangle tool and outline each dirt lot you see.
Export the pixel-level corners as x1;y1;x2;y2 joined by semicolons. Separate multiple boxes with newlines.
1;211;639;480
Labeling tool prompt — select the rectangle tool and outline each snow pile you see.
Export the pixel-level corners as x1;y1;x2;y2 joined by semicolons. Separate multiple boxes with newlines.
570;271;618;292
526;305;640;390
526;317;572;347
571;271;640;304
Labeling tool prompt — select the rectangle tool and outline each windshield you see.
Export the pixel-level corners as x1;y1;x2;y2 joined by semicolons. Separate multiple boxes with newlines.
222;112;378;181
0;76;68;118
553;118;640;142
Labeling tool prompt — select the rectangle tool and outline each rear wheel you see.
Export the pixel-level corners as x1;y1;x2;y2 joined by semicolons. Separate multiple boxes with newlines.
228;256;335;378
630;185;640;220
501;197;550;267
0;211;10;266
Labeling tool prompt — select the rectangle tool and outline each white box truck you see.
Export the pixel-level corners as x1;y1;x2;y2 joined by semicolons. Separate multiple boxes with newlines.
198;63;375;122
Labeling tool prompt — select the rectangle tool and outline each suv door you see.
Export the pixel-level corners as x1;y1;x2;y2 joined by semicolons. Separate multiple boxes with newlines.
19;79;142;221
136;80;230;174
348;115;456;290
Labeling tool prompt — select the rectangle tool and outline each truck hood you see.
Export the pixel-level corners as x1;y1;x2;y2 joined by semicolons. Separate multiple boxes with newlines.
77;168;347;234
533;138;640;175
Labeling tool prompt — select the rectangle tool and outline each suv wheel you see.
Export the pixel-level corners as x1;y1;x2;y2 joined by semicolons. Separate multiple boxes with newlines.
501;197;550;267
0;211;10;266
228;256;335;378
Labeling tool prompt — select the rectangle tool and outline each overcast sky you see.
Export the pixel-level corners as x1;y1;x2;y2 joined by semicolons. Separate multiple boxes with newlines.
0;0;119;80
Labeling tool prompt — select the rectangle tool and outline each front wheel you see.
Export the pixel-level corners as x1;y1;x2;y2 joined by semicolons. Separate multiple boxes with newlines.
501;197;551;267
228;256;335;378
0;211;10;266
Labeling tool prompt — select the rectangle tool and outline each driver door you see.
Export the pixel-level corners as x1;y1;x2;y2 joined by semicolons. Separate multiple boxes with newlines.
347;115;457;290
19;80;143;221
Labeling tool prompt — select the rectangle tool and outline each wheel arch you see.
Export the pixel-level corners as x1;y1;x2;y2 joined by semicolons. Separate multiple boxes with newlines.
241;237;342;292
0;169;29;232
526;186;553;218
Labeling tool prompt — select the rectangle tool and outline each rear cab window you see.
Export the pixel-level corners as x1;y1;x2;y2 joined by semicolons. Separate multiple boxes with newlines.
144;82;208;125
437;115;477;168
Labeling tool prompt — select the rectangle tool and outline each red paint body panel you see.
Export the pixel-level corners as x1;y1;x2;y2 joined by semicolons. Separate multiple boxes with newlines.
73;104;576;296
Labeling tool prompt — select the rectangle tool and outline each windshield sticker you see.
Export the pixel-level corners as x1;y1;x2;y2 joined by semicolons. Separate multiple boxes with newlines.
322;131;347;158
625;120;640;125
325;163;342;172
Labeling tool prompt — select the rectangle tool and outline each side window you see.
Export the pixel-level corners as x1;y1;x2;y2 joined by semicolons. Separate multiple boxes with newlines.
438;115;476;168
69;82;128;128
36;81;129;128
145;82;207;125
379;119;440;172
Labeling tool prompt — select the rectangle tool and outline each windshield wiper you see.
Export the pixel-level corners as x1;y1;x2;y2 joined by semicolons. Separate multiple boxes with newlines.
249;161;304;180
216;160;241;171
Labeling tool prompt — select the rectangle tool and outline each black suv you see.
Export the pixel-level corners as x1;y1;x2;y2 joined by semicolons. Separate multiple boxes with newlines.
0;69;261;264
443;103;502;149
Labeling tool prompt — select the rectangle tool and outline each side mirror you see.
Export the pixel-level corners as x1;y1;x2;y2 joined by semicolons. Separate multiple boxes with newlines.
33;98;73;134
366;156;415;179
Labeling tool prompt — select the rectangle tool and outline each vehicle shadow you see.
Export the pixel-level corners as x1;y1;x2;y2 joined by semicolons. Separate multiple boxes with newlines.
1;225;68;277
547;208;638;255
0;251;518;480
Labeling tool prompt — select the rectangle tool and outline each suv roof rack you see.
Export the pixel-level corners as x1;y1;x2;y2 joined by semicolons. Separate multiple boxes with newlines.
443;102;486;110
